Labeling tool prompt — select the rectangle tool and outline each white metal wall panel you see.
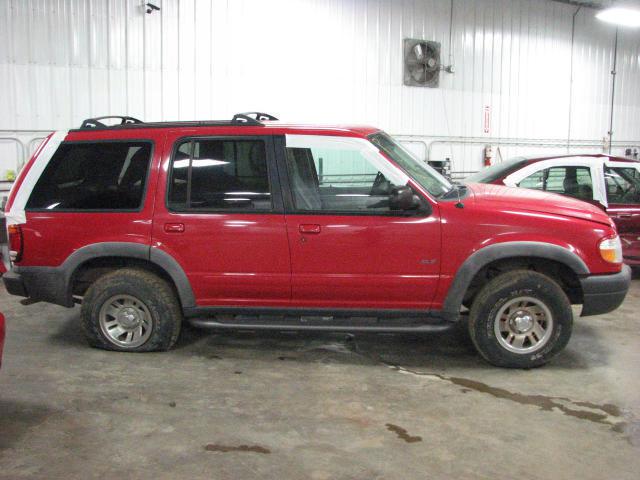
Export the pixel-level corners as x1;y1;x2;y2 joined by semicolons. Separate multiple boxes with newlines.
615;29;640;142
1;0;640;176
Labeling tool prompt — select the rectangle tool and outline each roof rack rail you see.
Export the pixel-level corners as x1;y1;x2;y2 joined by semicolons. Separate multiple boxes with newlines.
73;112;278;130
80;116;144;129
231;112;279;126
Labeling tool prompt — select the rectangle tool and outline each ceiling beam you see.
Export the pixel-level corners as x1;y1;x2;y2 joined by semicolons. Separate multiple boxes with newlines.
550;0;609;9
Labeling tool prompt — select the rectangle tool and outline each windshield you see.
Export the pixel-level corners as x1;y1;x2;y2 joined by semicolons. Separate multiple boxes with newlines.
368;132;452;197
464;158;529;184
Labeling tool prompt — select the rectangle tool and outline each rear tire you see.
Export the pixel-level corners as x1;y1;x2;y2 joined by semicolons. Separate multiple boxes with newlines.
468;270;573;368
81;268;182;352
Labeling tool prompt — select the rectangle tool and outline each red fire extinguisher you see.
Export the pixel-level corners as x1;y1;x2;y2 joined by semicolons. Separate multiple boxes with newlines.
484;145;494;167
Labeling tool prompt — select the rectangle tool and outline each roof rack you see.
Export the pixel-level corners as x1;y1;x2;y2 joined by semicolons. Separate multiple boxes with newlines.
76;112;279;130
80;116;144;129
231;112;279;125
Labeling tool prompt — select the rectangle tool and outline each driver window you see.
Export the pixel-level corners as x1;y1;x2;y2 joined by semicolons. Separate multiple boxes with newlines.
284;137;408;213
605;166;640;204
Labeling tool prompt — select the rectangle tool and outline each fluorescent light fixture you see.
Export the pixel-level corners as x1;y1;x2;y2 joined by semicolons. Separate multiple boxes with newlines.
596;7;640;27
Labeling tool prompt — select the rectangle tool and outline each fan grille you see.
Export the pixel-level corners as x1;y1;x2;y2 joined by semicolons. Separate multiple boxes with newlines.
403;39;441;88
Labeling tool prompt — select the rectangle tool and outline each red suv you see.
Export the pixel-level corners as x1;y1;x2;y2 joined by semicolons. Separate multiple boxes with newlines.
2;113;631;368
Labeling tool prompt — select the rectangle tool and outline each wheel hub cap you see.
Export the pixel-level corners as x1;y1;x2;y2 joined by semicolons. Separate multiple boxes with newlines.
510;310;534;333
117;307;141;329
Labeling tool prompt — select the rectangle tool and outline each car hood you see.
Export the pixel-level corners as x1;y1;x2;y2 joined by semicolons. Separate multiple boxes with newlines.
465;182;613;226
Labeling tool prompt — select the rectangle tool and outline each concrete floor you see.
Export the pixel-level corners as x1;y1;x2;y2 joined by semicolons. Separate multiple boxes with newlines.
0;281;639;480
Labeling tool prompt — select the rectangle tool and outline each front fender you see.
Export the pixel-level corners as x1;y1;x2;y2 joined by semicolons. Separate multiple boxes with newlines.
441;241;589;318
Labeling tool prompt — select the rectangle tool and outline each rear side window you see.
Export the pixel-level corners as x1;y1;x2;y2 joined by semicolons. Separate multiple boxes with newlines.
167;138;272;211
26;141;152;211
517;166;594;201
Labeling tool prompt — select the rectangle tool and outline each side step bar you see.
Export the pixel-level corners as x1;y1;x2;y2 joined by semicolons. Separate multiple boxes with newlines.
189;315;457;333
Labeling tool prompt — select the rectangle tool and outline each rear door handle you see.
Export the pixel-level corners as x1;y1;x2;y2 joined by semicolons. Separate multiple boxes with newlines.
164;223;185;233
299;224;321;234
614;213;632;219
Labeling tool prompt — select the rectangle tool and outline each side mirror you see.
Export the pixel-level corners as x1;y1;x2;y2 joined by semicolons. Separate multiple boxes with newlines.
389;185;422;211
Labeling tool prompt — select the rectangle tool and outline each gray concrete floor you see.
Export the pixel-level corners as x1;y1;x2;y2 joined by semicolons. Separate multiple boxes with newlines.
0;281;639;480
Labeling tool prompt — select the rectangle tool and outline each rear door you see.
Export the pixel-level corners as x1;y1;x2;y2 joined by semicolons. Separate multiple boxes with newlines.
152;132;291;307
603;162;640;263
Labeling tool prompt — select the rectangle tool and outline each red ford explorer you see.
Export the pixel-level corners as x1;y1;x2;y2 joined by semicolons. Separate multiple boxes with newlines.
2;113;631;368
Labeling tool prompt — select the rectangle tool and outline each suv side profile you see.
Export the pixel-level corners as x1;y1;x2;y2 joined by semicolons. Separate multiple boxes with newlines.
2;113;631;368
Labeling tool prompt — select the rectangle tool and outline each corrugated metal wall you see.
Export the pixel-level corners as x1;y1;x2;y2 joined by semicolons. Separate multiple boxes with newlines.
1;0;640;177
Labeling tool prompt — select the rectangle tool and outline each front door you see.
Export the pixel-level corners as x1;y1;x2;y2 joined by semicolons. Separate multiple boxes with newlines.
277;134;441;311
152;132;291;307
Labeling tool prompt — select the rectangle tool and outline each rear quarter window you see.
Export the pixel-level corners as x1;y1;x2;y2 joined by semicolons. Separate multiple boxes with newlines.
26;141;152;211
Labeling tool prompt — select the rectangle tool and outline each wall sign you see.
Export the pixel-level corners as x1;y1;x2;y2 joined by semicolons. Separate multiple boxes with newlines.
483;105;491;135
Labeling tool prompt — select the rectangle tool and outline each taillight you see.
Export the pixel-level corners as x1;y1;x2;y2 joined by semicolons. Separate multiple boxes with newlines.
8;224;23;262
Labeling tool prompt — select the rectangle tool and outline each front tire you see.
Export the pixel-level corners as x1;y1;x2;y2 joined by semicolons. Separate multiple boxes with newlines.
81;268;182;352
468;270;573;368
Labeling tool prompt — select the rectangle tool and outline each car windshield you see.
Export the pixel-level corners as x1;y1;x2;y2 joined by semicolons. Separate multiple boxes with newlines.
368;132;452;197
464;158;529;184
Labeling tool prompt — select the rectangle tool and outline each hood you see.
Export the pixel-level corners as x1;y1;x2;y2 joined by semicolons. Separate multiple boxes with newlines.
465;182;613;226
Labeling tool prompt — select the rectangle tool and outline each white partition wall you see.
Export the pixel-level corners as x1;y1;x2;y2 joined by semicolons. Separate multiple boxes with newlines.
1;0;639;175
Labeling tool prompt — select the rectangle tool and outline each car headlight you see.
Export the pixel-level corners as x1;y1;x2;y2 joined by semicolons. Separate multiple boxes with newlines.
599;235;623;264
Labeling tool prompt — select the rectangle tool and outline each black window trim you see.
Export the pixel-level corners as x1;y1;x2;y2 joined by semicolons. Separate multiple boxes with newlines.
165;135;284;215
25;138;155;214
273;136;431;218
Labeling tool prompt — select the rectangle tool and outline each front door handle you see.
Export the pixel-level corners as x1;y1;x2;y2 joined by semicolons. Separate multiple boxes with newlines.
299;224;321;234
164;223;185;233
615;213;632;219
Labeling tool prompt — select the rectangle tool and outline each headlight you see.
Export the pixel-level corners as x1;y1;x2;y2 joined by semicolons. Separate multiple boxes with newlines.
599;235;623;264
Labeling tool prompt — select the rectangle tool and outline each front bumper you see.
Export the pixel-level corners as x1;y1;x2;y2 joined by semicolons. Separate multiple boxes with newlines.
580;264;632;317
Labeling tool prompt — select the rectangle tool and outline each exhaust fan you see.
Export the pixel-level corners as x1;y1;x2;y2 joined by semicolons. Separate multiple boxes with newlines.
403;39;441;88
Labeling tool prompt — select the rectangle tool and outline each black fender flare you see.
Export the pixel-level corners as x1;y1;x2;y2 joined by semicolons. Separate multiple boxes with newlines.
441;241;589;318
63;242;196;308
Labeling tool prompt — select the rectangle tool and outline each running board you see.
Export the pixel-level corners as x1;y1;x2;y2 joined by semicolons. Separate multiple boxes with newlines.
188;316;456;333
